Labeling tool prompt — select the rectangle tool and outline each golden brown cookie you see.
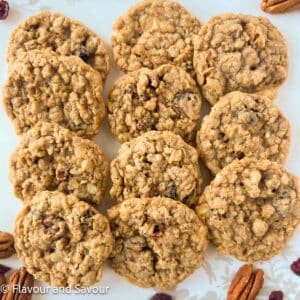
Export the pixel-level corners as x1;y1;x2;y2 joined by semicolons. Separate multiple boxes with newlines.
9;122;109;205
194;14;288;105
110;131;202;207
108;64;201;143
3;50;105;138
108;197;207;289
112;0;201;76
196;92;291;174
7;11;110;82
196;158;300;262
15;191;113;287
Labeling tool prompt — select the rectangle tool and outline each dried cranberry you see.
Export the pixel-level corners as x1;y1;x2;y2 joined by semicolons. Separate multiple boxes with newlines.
291;257;300;275
0;264;11;275
269;290;284;300
79;51;89;62
150;293;172;300
150;225;163;237
79;49;89;62
0;0;9;20
74;46;89;62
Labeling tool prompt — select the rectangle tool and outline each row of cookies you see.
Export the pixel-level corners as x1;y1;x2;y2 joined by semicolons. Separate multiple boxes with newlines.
2;1;290;148
110;0;288;103
106;0;300;283
0;3;210;290
8;120;300;288
107;0;290;166
108;129;300;263
3;12;110;138
0;7;208;279
0;6;125;291
108;0;298;289
8;122;114;286
8;122;207;289
14;189;207;290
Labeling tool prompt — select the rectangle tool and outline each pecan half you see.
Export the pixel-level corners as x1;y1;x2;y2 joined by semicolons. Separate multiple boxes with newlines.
261;0;300;13
0;232;15;259
3;267;34;300
0;264;10;300
227;264;264;300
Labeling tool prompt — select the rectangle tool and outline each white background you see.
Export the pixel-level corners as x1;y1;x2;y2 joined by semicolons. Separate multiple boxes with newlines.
0;0;300;299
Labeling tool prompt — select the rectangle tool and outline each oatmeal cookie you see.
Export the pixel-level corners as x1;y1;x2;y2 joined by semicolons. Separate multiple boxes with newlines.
14;191;113;287
110;131;202;206
7;11;110;82
108;64;201;143
108;197;207;289
196;158;300;262
9;122;109;205
111;0;201;76
196;92;291;174
3;50;105;138
193;13;288;105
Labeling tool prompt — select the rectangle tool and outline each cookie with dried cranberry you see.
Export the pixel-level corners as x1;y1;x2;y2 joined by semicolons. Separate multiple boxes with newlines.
112;0;201;76
196;158;300;262
196;92;291;174
3;50;105;138
110;131;202;207
9;122;109;205
7;11;110;82
193;13;288;105
108;197;207;289
14;191;113;287
108;64;201;143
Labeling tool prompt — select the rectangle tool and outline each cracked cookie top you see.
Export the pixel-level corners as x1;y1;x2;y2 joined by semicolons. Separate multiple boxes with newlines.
108;197;207;289
9;122;109;205
111;0;201;76
196;158;300;262
14;191;113;287
3;50;105;138
7;11;110;82
110;131;202;207
193;13;288;105
196;92;291;174
108;64;201;143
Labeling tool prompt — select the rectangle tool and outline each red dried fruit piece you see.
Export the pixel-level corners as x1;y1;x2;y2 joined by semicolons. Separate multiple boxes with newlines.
75;46;89;63
149;225;163;238
150;293;173;300
291;257;300;276
269;290;284;300
0;265;10;275
0;1;9;20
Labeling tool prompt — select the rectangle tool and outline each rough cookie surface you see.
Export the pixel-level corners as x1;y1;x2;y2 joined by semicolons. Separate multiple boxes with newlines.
7;11;110;81
14;191;113;287
111;0;201;76
196;158;300;262
9;122;109;205
193;13;288;105
108;197;207;289
108;64;201;143
196;92;291;174
3;50;105;138
110;131;202;207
